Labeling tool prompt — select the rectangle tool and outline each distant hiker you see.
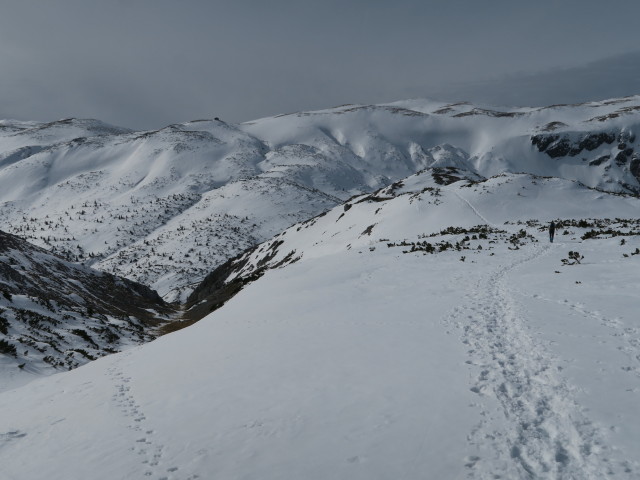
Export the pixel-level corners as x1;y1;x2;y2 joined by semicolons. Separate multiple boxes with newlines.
549;221;556;243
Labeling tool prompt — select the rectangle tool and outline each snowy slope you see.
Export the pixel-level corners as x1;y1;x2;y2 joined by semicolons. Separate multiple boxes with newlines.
190;168;640;289
0;119;336;301
243;97;640;193
0;117;132;152
2;170;639;479
0;230;174;392
2;97;640;301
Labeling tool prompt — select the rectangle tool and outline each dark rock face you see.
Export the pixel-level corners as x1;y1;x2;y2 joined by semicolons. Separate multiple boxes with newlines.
631;157;640;181
589;155;610;166
579;132;616;152
546;138;575;158
531;134;559;152
531;132;616;158
431;167;471;186
614;147;635;166
616;151;629;166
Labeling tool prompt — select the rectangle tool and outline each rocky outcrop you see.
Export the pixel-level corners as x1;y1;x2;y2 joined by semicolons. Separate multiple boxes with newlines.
531;132;616;158
630;156;640;181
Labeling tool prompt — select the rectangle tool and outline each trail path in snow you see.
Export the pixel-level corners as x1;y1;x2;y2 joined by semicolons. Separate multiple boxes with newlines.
447;243;636;479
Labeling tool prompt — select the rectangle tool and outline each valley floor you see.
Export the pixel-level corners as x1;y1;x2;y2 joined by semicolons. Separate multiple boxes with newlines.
0;232;639;479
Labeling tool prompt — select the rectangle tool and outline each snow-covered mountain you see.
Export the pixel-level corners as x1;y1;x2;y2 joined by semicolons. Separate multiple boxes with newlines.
2;165;639;478
0;229;174;392
2;96;640;301
186;167;640;318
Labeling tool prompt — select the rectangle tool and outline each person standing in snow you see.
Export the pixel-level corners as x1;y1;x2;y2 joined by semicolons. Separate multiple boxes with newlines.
549;221;556;243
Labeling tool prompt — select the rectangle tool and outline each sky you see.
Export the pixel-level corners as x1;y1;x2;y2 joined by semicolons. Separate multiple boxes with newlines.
1;0;640;130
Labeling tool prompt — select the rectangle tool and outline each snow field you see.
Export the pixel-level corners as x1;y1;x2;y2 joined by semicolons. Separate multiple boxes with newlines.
511;236;640;475
2;227;639;478
0;251;480;479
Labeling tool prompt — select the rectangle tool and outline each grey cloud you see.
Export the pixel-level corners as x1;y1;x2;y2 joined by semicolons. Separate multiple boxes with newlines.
1;0;640;129
421;51;640;107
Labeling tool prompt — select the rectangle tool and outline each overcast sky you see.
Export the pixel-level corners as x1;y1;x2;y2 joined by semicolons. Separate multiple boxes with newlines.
1;0;640;130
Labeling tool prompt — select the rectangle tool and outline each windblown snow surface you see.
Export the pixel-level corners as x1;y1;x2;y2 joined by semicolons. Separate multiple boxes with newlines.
1;169;639;479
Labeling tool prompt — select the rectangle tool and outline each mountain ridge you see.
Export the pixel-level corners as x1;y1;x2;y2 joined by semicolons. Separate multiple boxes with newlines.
1;96;640;301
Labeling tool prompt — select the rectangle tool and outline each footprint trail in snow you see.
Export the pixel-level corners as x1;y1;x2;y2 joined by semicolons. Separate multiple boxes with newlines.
447;244;636;479
107;352;199;480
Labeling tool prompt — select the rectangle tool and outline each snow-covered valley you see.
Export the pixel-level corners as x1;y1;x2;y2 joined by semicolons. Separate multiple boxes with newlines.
1;98;640;478
0;229;174;392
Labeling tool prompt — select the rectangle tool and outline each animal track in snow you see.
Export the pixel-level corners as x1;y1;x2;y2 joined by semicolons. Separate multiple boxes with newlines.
107;355;192;480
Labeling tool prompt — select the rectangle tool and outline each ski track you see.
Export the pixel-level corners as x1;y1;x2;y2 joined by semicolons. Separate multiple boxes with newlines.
107;352;200;480
454;191;492;226
446;243;636;479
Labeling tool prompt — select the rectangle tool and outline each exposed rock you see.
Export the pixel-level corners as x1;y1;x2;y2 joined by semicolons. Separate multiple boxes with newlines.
589;155;610;166
546;138;574;158
631;157;640;180
431;167;475;186
579;132;616;151
532;132;616;158
615;150;629;166
531;134;559;152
